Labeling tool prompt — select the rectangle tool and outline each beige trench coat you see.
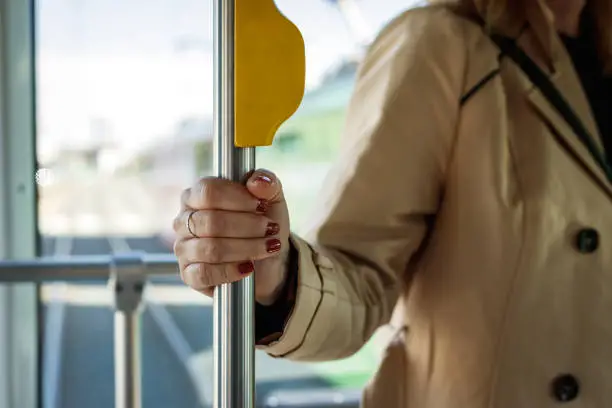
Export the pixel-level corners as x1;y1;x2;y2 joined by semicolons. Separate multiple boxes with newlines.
259;1;612;406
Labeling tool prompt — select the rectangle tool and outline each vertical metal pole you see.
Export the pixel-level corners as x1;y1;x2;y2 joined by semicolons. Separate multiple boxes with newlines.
114;313;142;408
213;0;256;407
111;255;145;408
0;1;39;408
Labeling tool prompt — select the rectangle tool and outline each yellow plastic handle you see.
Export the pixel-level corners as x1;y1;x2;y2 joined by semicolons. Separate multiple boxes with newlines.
234;0;306;147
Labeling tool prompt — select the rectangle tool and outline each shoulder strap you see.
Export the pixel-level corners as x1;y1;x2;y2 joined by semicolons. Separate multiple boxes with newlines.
488;34;612;182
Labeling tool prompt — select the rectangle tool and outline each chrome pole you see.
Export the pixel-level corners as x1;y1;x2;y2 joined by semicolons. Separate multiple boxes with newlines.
114;313;141;408
213;0;256;407
110;255;146;408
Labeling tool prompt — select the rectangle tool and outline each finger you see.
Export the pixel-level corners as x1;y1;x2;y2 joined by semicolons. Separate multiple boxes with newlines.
181;261;255;291
173;210;280;239
175;236;283;264
180;188;191;209
201;287;215;297
185;177;262;212
245;169;284;203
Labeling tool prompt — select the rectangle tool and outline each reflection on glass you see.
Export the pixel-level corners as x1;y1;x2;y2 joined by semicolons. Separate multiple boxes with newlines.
36;0;415;407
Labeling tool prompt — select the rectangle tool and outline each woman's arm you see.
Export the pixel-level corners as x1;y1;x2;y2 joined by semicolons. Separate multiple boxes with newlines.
257;6;469;361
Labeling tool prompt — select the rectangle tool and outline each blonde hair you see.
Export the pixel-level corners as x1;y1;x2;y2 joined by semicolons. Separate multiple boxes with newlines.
430;0;612;72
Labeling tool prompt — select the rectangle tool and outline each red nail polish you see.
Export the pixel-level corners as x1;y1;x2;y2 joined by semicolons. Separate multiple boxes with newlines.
266;223;280;237
238;262;254;275
256;199;269;213
254;175;273;184
266;239;282;253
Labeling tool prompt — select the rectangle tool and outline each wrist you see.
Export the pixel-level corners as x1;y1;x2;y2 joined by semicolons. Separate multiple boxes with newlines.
254;240;298;344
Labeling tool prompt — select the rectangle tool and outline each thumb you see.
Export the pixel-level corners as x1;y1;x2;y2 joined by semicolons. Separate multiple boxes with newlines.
246;169;284;203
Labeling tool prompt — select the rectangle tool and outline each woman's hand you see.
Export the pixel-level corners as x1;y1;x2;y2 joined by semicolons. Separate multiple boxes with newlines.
173;170;291;305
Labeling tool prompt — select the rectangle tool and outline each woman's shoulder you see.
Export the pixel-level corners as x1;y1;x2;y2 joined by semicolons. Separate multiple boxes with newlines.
372;3;486;52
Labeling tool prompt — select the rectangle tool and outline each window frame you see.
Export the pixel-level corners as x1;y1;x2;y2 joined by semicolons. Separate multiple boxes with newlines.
0;0;39;407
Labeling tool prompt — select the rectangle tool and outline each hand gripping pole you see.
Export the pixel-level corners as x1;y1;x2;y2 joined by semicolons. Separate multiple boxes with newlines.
213;1;305;407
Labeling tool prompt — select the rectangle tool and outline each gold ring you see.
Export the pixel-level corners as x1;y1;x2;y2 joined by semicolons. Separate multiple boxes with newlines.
186;210;198;238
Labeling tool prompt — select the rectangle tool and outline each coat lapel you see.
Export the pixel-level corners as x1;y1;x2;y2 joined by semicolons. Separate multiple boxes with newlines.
519;0;611;191
526;87;612;195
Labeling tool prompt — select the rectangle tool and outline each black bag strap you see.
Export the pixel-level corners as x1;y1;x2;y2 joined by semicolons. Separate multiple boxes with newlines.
488;33;612;182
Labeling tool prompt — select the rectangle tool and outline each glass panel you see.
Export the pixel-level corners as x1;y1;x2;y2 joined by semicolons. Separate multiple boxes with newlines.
36;0;416;407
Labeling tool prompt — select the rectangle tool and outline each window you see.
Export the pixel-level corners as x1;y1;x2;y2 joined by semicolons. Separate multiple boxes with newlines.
35;0;416;407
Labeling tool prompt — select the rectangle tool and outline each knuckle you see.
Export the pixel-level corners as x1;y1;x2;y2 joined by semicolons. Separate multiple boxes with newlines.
198;212;212;235
202;287;215;298
173;239;183;257
199;181;218;207
218;264;231;285
195;264;216;287
200;239;225;263
204;212;227;236
180;264;207;288
178;263;189;285
172;214;183;233
180;188;190;206
181;262;235;291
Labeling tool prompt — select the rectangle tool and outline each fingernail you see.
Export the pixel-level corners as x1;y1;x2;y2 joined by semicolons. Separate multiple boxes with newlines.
266;239;282;253
256;199;269;214
266;223;280;237
238;261;255;275
254;175;273;184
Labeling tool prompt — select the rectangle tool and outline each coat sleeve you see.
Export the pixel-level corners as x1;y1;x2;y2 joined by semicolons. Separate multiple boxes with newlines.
257;7;469;361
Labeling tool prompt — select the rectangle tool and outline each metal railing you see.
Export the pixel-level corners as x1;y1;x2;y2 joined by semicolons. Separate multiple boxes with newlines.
0;253;177;282
0;253;177;408
0;253;362;408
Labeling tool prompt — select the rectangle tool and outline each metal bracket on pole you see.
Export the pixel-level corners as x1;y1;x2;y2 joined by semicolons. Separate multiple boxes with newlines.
109;253;146;408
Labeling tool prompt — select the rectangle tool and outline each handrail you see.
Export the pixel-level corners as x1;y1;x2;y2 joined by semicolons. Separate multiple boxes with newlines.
0;253;366;408
264;388;362;408
0;253;178;282
0;251;178;408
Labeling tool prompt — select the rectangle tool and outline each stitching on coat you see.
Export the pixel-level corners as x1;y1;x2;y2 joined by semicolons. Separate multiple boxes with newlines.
279;277;326;358
460;68;501;106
